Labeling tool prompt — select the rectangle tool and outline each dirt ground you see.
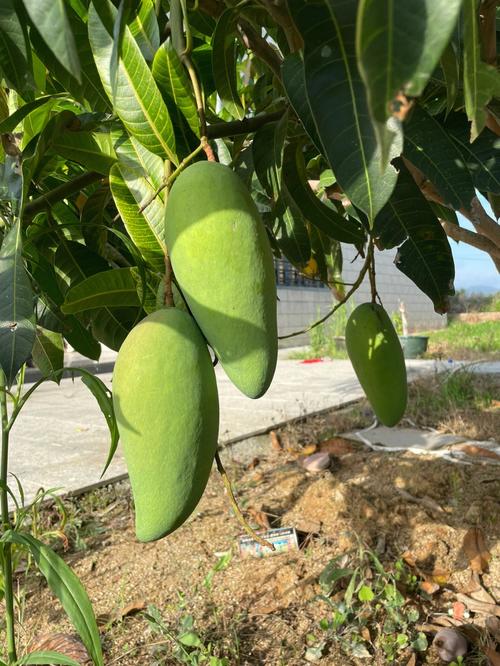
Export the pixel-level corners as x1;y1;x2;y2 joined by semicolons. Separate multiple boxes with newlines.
5;372;500;665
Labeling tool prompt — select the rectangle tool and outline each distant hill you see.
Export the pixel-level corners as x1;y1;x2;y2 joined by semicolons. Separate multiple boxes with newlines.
463;285;499;295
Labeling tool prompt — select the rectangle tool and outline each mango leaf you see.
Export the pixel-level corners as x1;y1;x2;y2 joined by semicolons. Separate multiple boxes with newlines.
252;115;287;201
51;126;116;175
74;368;118;476
129;0;160;63
283;142;365;244
356;0;462;124
54;241;108;294
274;191;312;268
374;160;455;313
3;531;103;666
152;40;200;137
110;138;166;272
22;0;81;82
212;10;244;120
289;0;401;223
0;96;66;135
0;221;36;387
404;105;476;210
463;0;500;141
15;651;80;665
88;0;177;162
281;53;322;151
30;6;109;112
31;327;64;383
444;112;500;194
81;185;111;255
62;268;141;314
64;317;102;361
90;307;134;351
0;0;34;94
440;41;460;116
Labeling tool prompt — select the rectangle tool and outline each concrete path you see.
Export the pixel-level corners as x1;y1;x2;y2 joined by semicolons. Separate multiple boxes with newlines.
4;350;482;507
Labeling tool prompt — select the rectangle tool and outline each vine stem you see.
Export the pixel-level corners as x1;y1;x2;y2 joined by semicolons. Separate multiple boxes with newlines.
368;239;378;304
0;370;17;664
214;452;275;552
278;250;371;340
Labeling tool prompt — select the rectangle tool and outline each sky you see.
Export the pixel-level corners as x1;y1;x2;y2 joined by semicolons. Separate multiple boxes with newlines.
453;206;500;294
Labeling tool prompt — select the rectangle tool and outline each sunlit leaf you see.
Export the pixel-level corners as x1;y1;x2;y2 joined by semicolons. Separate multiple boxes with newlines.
212;10;244;120
32;327;64;383
62;268;141;314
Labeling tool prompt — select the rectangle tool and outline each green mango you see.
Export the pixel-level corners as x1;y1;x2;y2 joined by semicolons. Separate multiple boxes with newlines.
345;302;407;427
112;308;219;542
165;161;277;399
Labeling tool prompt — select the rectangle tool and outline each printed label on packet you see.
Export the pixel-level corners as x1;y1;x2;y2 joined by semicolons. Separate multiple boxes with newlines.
238;527;299;558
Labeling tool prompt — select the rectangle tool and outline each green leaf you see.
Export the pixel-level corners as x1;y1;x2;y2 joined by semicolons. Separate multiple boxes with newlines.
30;7;109;112
356;0;462;124
252;115;287;201
110;138;166;272
440;41;460;115
179;632;202;648
463;0;500;140
212;10;244;120
88;0;177;162
289;0;401;223
3;532;103;666
32;328;64;383
445;112;500;194
22;0;81;82
274;192;312;268
62;268;141;314
15;650;80;665
90;307;134;351
129;0;160;63
404;105;476;210
358;585;374;602
0;0;35;94
75;368;119;476
0;96;66;135
64;317;102;361
374;160;455;314
51;126;116;175
282;142;365;245
281;53;322;151
0;221;36;387
54;241;108;294
152;40;200;137
81;185;111;255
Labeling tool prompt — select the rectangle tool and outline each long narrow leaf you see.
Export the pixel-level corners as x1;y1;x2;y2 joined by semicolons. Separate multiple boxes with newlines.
0;222;36;386
212;10;244;120
3;532;103;666
16;651;80;665
0;0;34;94
88;0;177;161
31;328;64;383
282;53;322;151
62;268;141;314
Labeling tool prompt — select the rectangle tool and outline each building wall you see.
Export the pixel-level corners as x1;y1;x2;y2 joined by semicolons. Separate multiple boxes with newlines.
277;244;447;348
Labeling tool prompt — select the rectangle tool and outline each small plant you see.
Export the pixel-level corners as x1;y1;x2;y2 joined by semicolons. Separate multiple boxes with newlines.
391;311;404;335
311;547;428;663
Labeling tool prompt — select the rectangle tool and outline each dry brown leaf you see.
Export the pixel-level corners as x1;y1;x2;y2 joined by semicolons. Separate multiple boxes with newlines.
420;580;440;595
485;616;500;641
405;654;417;666
402;550;417;568
360;626;371;642
462;527;491;573
247;457;260;470
29;633;90;664
456;593;500;617
246;507;271;530
318;437;360;456
457;444;500;461
485;647;500;666
116;599;147;620
270;431;282;451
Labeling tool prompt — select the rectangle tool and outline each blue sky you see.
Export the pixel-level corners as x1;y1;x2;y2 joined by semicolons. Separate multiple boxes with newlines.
452;210;500;293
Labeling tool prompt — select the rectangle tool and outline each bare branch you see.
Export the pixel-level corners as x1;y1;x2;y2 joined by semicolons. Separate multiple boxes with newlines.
440;219;500;271
257;0;303;52
467;196;500;248
237;20;282;77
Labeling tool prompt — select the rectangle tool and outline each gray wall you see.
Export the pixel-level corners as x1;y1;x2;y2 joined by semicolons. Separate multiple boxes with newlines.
277;245;447;348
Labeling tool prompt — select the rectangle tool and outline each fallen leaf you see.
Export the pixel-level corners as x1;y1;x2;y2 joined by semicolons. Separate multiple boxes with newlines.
420;580;440;595
247;457;260;470
453;601;466;621
270;430;282;451
360;626;371;642
457;444;500;461
485;647;500;666
405;655;417;666
246;507;271;530
462;527;491;573
485;616;500;641
29;633;90;664
318;437;360;456
402;550;417;568
116;599;147;619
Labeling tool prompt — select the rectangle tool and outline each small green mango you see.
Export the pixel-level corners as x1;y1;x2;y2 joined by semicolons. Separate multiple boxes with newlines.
165;161;277;399
112;308;219;542
345;302;407;427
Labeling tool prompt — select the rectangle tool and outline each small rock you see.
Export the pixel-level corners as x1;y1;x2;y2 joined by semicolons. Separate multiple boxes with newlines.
301;452;331;472
432;628;467;662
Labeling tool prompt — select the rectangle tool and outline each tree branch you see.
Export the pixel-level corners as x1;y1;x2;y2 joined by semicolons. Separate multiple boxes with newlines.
479;0;497;66
23;171;103;220
237;20;283;77
441;218;500;271
467;195;500;248
206;109;285;139
257;0;303;52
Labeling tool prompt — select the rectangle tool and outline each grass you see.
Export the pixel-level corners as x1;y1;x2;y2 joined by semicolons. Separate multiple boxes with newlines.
426;320;499;360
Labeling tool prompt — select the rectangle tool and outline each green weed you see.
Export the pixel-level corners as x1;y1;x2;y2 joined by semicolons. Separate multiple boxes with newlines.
426;320;500;358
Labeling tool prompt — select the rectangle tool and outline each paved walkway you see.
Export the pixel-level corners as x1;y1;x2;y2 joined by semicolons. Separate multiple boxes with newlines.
6;350;468;506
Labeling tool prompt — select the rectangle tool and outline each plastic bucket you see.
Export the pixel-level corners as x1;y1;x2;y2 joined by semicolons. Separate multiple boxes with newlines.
399;336;429;359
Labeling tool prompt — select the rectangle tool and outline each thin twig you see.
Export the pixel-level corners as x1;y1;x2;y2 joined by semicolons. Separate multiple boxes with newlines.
368;240;378;304
214;452;275;552
278;250;371;339
164;255;174;307
23;171;102;220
